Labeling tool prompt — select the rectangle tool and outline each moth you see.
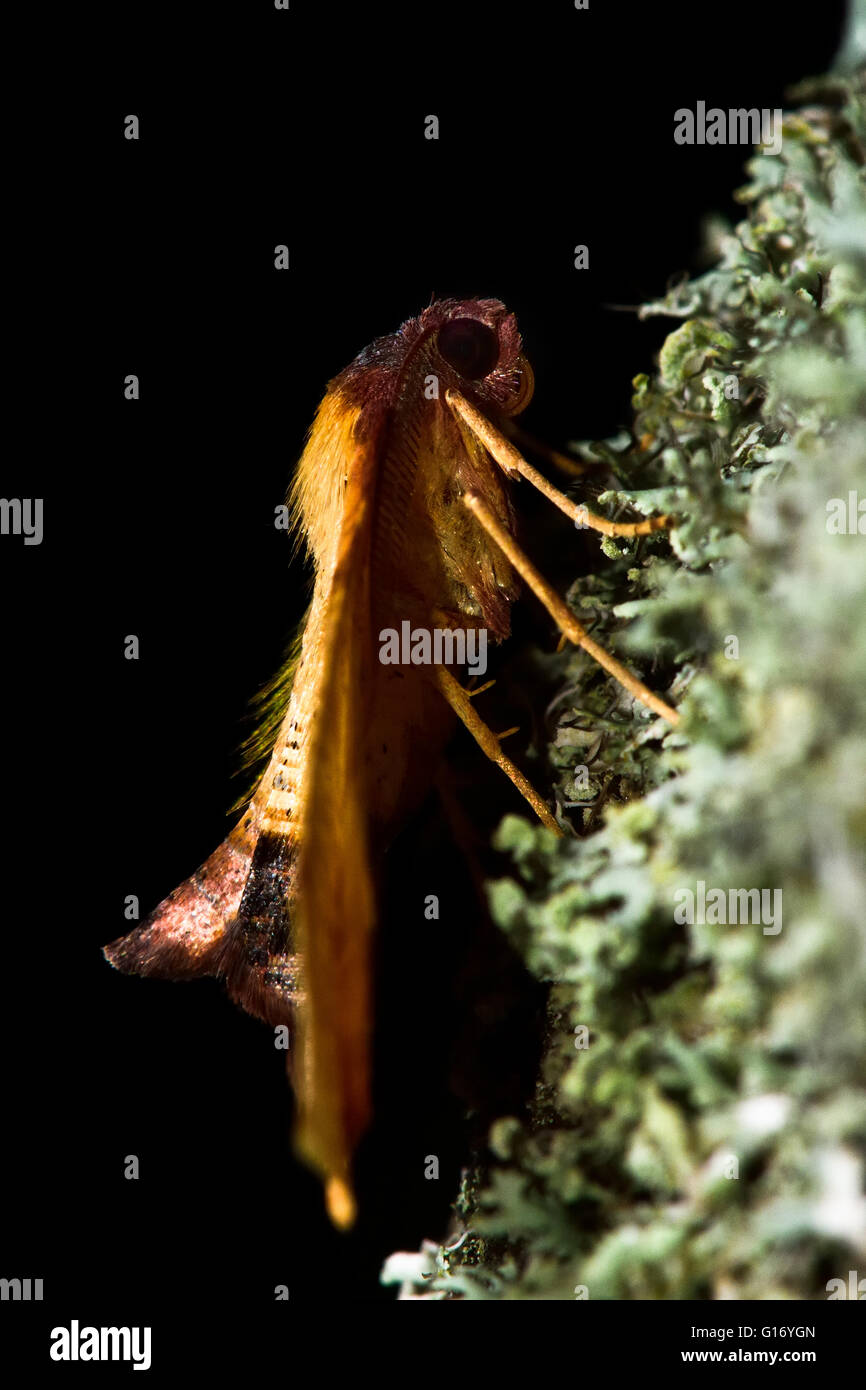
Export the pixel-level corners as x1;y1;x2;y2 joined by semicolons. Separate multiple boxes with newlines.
104;298;678;1228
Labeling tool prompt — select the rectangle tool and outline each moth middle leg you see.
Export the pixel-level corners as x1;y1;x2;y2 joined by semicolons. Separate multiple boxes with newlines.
462;491;679;725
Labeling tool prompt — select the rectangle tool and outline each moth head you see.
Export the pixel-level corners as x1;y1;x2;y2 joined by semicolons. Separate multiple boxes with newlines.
432;299;534;418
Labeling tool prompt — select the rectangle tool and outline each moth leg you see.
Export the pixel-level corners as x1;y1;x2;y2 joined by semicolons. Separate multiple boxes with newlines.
462;491;680;726
466;678;496;698
433;666;563;836
502;419;593;479
447;388;670;537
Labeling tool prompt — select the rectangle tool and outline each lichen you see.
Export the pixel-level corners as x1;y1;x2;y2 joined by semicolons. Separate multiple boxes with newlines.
383;56;866;1300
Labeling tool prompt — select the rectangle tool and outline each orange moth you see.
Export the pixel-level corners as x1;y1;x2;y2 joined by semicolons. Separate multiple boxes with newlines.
104;298;678;1228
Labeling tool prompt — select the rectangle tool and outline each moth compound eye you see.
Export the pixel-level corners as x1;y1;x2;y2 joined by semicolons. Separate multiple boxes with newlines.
437;317;500;380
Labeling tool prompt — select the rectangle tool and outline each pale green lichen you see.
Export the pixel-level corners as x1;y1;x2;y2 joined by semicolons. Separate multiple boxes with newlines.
383;49;866;1301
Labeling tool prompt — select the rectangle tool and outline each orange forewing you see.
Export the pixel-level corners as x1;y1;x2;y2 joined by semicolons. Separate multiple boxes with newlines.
292;433;379;1227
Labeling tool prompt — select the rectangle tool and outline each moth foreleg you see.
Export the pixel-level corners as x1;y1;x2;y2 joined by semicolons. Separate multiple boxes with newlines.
502;418;593;479
462;491;680;726
446;388;670;537
433;666;562;835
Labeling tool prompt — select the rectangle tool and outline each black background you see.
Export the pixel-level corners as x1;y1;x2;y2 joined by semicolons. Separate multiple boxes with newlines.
2;0;858;1353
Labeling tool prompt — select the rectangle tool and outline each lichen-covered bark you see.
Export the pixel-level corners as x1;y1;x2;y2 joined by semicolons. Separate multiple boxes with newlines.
383;60;866;1300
